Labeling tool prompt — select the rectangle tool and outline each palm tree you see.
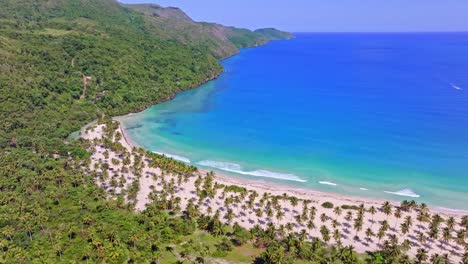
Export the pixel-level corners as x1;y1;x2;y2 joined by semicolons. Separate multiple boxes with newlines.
345;211;353;222
400;222;410;235
377;227;386;243
441;227;451;246
419;203;429;213
429;253;440;264
320;225;330;242
290;196;299;210
353;217;363;238
320;213;328;223
455;229;466;247
368;206;377;226
416;248;428;264
381;201;392;220
333;229;341;245
417;232;427;246
276;210;284;222
394;208;402;229
401;239;412;252
428;226;439;246
460;215;468;230
446;216;455;230
309;206;317;221
306;220;315;231
462;252;468;264
365;228;374;243
398;254;412;264
404;215;413;228
333;206;342;221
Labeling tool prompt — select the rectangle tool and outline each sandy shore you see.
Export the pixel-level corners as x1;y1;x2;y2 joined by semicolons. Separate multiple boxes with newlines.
113;116;466;217
81;119;466;261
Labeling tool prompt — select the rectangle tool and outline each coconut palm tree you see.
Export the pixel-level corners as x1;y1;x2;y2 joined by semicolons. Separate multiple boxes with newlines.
419;203;429;213
377;228;385;243
460;215;468;230
417;232;427;246
400;222;410;235
404;215;413;229
446;216;455;230
320;213;328;223
345;211;353;222
333;229;341;245
394;208;402;229
428;226;439;246
429;253;441;264
382;201;392;220
462;252;468;264
416;248;429;264
306;219;316;231
455;229;466;247
353;217;363;238
369;206;377;226
333;206;342;221
365;228;374;243
309;206;317;221
441;227;451;247
398;254;412;264
401;239;412;252
276;210;284;222
320;225;330;242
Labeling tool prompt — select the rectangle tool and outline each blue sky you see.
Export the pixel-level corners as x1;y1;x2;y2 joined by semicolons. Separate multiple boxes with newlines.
120;0;468;32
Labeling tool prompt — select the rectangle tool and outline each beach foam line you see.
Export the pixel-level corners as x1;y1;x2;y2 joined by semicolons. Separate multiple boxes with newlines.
359;187;368;191
197;160;306;182
318;181;337;186
435;207;468;214
384;188;420;198
153;152;191;163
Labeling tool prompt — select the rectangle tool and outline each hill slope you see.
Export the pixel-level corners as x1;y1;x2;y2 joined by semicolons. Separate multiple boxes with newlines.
124;3;293;59
0;0;291;150
0;0;294;262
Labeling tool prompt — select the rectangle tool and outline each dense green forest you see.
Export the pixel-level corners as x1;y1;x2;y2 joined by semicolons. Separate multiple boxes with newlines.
0;0;464;263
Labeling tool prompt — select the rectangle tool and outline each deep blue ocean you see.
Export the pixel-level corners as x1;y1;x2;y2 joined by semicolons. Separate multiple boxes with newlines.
122;33;468;210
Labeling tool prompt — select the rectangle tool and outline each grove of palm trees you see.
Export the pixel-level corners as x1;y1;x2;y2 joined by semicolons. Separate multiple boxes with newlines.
80;118;467;263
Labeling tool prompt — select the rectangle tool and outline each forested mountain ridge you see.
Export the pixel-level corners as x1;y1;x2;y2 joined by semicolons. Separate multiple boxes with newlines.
124;4;294;59
0;0;291;151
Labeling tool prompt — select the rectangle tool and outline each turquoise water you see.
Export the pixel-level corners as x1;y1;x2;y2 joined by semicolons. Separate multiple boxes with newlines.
122;33;468;210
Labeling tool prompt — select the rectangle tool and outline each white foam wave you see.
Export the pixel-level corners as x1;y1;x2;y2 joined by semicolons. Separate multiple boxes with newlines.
318;181;337;186
384;188;420;198
153;152;191;163
436;207;468;213
359;187;368;191
197;160;306;182
450;83;462;90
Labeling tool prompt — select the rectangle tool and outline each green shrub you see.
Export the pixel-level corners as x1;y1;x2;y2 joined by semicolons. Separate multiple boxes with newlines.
321;201;334;209
341;204;360;210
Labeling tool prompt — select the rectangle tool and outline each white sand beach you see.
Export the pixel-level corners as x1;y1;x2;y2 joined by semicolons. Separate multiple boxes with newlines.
80;119;466;262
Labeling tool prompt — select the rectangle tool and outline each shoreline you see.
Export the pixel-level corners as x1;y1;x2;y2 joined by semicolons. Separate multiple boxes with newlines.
81;120;465;260
113;116;466;217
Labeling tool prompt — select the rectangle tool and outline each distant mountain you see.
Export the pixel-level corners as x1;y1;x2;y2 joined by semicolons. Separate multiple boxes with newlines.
124;4;293;59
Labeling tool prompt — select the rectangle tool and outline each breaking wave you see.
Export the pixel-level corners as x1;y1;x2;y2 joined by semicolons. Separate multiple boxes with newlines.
384;188;420;198
153;151;191;163
318;181;337;186
197;160;306;182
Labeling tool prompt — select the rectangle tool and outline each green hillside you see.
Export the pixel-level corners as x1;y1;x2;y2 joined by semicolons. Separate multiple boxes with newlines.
0;0;300;262
124;4;293;59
